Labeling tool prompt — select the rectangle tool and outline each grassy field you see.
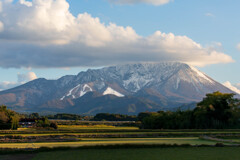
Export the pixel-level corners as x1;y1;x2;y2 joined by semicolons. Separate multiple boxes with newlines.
0;125;240;159
58;125;139;130
33;147;240;160
0;125;240;149
1;147;239;160
2;126;240;137
0;137;223;148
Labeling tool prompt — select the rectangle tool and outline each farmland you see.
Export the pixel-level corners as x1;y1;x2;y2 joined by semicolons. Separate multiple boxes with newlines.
0;137;221;149
32;147;240;160
0;124;240;159
1;146;240;160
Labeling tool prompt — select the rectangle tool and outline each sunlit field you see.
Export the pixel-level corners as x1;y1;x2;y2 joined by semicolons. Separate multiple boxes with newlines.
0;137;223;149
0;124;240;160
58;125;139;130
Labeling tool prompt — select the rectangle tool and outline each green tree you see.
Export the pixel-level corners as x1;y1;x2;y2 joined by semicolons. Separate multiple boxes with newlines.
30;113;40;119
0;111;9;123
194;91;240;128
36;117;50;128
0;105;19;130
11;115;19;130
139;92;240;129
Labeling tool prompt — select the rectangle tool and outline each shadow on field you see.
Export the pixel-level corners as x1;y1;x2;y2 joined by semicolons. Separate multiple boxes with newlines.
0;154;35;160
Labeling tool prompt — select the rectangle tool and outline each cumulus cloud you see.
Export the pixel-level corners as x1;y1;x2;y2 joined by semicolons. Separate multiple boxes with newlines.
0;0;234;68
0;72;38;91
223;81;240;95
17;72;37;83
108;0;172;5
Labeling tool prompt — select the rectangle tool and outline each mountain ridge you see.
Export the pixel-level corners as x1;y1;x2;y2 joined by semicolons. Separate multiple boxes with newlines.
0;62;237;114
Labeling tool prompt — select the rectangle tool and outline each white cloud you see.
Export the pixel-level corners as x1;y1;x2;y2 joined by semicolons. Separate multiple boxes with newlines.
223;81;240;95
108;0;172;5
0;21;3;32
205;13;215;18
0;72;38;91
0;1;2;12
236;43;240;51
0;81;18;91
0;0;234;68
235;83;240;89
17;72;37;83
19;0;33;7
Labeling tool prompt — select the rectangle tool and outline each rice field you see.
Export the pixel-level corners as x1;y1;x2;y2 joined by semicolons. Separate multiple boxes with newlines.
0;125;240;160
0;125;239;150
58;125;139;130
0;137;230;149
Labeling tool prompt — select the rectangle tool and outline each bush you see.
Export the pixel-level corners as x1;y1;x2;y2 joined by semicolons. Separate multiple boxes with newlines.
36;118;50;128
50;122;58;129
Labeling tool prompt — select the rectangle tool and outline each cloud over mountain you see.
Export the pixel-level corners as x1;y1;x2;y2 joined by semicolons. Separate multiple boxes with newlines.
223;81;240;95
0;81;18;91
0;72;37;91
17;72;38;83
0;0;234;68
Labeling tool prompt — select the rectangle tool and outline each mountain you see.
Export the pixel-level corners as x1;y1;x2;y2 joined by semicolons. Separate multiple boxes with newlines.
70;92;162;115
0;62;237;114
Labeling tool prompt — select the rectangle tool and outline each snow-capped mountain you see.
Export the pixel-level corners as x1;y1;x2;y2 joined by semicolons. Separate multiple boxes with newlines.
0;62;236;114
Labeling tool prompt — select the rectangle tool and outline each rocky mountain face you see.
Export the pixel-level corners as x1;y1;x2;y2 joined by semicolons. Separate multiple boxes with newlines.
0;62;236;114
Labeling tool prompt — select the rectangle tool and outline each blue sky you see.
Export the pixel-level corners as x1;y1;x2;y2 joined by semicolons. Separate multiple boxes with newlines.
0;0;239;90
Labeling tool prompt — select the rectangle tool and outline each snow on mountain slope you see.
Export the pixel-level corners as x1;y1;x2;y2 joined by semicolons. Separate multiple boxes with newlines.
189;66;213;84
61;84;93;100
103;87;124;97
66;84;81;97
30;62;240;103
102;62;184;93
223;81;240;94
0;62;236;114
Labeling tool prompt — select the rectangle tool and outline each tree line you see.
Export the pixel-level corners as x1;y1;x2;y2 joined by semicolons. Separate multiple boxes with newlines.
0;105;19;130
27;113;84;120
1;91;240;130
93;113;137;121
139;92;240;129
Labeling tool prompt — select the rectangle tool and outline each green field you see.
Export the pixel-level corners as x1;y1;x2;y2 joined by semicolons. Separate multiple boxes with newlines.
2;126;240;137
0;137;223;149
58;125;139;130
1;147;240;160
0;125;240;160
33;147;240;160
0;125;240;148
